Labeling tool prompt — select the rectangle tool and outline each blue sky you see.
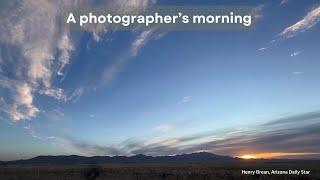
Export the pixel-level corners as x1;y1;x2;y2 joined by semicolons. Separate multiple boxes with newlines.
1;0;320;160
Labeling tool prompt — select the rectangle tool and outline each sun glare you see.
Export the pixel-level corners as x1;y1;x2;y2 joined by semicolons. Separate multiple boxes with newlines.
240;155;257;159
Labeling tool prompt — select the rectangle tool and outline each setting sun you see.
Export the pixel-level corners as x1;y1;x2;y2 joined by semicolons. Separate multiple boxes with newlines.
239;155;257;159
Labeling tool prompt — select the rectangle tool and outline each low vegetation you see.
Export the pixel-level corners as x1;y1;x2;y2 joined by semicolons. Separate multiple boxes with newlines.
1;161;320;179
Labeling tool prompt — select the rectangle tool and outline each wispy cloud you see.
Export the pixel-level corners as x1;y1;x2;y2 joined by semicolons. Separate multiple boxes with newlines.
38;87;67;101
262;6;320;50
102;29;165;85
153;124;175;133
89;1;165;86
258;47;268;51
85;0;154;42
23;124;41;139
130;29;155;57
292;71;304;75
0;78;39;121
57;30;74;76
178;96;191;105
290;51;301;57
253;4;264;19
280;0;289;6
41;108;66;122
279;6;320;38
68;87;85;103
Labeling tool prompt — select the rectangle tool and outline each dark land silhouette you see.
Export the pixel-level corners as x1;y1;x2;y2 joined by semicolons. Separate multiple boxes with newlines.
1;152;320;179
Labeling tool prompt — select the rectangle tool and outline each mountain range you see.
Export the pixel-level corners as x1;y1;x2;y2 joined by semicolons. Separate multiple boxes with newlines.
1;152;238;165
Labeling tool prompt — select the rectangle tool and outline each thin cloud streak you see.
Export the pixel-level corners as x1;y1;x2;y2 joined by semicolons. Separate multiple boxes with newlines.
292;71;304;75
261;6;319;50
279;6;320;38
153;124;175;133
258;47;268;51
130;29;155;57
102;29;166;85
178;96;191;105
290;51;301;57
280;0;289;6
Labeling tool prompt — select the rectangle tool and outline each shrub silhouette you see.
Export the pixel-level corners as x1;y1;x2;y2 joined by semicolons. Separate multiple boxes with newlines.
82;166;102;180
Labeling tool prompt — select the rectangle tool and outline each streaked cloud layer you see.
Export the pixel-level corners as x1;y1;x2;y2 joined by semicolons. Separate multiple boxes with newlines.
53;111;320;159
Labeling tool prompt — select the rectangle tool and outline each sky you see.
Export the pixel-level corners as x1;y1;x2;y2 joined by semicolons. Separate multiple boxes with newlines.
0;0;320;161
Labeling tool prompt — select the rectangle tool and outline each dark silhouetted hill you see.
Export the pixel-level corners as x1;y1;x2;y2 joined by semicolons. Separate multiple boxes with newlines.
4;152;237;165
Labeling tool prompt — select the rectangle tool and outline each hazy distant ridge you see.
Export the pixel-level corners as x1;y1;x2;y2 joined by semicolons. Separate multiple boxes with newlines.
3;152;237;165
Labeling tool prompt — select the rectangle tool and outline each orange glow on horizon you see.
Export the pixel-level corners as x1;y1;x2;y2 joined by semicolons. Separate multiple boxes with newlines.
238;152;320;159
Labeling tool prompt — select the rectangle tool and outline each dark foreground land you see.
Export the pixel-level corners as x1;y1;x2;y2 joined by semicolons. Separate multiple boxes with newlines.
1;160;320;180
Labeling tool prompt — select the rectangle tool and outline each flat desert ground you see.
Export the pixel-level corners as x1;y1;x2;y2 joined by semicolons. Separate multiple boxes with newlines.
1;160;320;180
